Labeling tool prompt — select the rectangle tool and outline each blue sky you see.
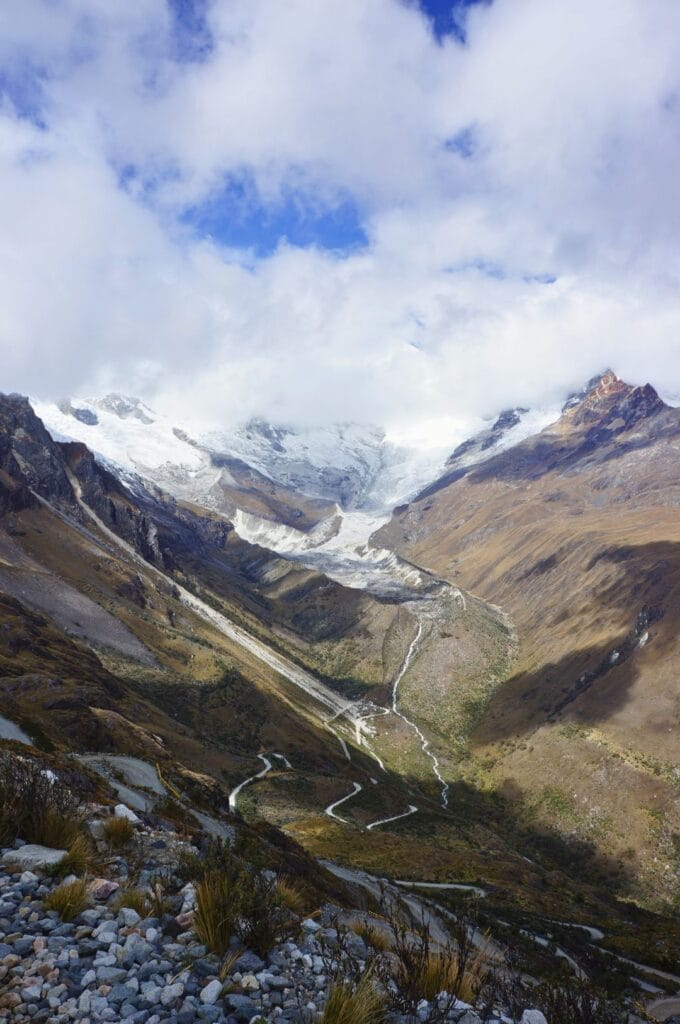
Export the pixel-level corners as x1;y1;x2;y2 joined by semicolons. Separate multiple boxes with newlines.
175;0;490;256
1;0;679;428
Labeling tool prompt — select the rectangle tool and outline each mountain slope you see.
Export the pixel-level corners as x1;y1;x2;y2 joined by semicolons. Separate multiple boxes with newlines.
378;372;680;908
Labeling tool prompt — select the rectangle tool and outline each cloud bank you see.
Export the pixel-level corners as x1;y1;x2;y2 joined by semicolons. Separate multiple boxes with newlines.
1;0;680;430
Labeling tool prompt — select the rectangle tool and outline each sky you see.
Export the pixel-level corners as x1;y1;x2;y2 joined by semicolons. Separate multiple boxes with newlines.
2;0;680;433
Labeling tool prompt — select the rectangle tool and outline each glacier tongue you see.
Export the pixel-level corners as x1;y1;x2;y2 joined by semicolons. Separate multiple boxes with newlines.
233;506;436;597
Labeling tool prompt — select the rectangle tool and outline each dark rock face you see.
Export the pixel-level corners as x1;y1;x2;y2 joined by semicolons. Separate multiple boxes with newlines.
0;394;74;514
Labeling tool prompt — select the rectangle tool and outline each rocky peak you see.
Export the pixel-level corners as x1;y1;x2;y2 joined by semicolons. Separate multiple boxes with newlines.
0;393;74;513
95;394;155;424
562;371;665;432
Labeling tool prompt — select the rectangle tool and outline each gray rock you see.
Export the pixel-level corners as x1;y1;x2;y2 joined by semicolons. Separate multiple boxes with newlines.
115;804;140;823
235;951;265;973
200;979;222;1005
160;982;185;1006
1;845;67;871
97;965;129;983
520;1013;549;1024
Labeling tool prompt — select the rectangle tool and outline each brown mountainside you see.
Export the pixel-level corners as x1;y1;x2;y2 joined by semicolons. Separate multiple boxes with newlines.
378;373;680;906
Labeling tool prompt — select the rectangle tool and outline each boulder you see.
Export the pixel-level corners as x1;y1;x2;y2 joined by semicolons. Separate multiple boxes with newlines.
114;804;140;823
1;845;66;871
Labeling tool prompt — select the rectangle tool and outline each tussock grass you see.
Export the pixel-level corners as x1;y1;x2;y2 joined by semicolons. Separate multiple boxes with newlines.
45;878;90;921
353;920;392;952
411;948;488;1002
113;887;150;917
33;807;82;849
194;871;238;956
55;833;96;878
276;876;309;916
321;974;385;1024
102;816;135;849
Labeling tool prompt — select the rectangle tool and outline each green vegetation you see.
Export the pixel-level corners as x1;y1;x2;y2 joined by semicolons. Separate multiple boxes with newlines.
0;752;87;851
194;870;239;956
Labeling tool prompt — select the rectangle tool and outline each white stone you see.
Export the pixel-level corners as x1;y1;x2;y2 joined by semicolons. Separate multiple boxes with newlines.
160;982;184;1006
240;974;260;991
199;979;222;1005
20;870;39;883
1;845;66;871
114;804;139;823
521;1012;549;1024
301;918;320;933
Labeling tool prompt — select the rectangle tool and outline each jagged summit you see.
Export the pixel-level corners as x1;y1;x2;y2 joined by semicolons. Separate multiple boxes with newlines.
562;370;665;431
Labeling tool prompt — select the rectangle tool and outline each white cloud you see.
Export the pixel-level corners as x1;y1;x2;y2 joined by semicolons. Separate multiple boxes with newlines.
1;0;679;431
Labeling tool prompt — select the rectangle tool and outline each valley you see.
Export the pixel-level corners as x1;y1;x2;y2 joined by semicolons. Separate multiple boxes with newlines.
1;375;679;1018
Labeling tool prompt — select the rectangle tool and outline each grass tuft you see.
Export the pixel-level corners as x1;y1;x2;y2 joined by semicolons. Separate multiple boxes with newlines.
44;878;90;921
113;887;150;917
194;871;239;956
353;920;392;953
102;816;135;849
321;973;386;1024
54;833;96;878
276;876;310;916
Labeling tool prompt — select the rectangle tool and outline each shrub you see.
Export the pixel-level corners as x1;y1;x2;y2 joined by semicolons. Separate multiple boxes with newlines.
102;816;135;849
321;973;385;1024
534;978;627;1024
236;869;283;956
0;754;81;848
154;796;198;836
45;878;90;922
376;901;488;1022
194;870;240;956
178;836;237;882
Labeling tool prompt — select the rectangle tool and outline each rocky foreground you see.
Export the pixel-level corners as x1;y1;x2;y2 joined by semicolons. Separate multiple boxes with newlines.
0;800;550;1024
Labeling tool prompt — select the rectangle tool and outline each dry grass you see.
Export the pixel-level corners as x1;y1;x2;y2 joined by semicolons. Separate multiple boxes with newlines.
218;949;241;983
455;946;490;1005
409;946;489;1003
194;871;239;956
57;833;96;877
113;887;150;917
353;920;392;953
148;877;171;918
276;876;310;916
102;815;135;849
33;807;82;849
44;878;90;921
321;973;385;1024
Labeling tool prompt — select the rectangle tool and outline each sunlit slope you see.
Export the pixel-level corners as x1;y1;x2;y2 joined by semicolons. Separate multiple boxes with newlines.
379;373;680;907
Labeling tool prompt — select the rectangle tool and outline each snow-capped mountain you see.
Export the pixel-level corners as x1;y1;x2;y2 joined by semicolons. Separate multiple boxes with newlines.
33;393;561;594
34;395;459;517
